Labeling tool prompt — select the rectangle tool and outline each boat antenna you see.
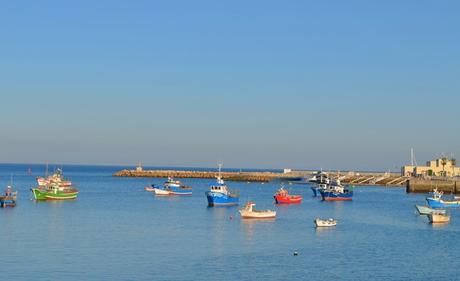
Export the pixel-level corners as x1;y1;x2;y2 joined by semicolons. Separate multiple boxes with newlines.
45;162;49;177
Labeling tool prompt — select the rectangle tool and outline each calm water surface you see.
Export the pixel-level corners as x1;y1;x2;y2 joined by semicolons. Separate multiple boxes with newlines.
0;164;459;281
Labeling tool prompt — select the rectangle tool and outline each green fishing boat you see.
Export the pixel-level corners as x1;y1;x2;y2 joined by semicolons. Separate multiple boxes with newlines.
31;184;79;200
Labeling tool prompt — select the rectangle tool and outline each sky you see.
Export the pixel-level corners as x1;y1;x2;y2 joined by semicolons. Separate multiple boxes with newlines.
0;0;459;171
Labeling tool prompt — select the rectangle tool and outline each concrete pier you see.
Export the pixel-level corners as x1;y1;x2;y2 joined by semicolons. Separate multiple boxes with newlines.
113;169;408;186
113;169;281;182
406;178;460;193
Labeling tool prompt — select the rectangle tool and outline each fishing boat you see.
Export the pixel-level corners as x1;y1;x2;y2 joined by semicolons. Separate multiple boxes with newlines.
426;188;460;208
206;165;239;206
239;202;276;219
319;181;353;201
153;177;192;196
310;171;330;197
314;218;337;227
415;205;446;215
0;185;17;207
273;186;302;204
311;183;328;197
37;168;72;187
31;183;79;200
428;213;450;224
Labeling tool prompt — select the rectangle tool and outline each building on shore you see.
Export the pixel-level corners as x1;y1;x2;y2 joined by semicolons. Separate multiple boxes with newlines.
402;157;458;177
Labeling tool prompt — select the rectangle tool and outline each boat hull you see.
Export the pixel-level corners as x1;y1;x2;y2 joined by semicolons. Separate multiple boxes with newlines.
315;218;337;227
426;197;460;208
415;205;446;215
0;198;16;207
206;191;239;206
311;186;319;197
31;188;78;200
274;195;302;204
239;211;276;219
153;187;192;196
320;190;353;201
428;213;450;223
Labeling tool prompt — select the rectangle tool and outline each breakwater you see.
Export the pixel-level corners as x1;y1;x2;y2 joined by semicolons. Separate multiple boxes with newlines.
113;169;282;182
406;178;460;193
113;169;408;185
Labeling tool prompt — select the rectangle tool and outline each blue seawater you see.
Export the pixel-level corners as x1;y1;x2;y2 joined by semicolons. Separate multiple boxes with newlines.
0;164;459;280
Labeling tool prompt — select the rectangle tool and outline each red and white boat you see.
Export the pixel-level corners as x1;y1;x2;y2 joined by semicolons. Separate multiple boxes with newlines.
37;168;72;187
274;187;302;204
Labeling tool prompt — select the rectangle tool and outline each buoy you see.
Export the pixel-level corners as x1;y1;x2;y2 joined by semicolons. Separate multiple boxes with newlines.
293;251;299;256
229;216;233;220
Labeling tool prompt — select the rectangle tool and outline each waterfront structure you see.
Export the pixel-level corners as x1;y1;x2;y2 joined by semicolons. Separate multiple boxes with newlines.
402;157;459;177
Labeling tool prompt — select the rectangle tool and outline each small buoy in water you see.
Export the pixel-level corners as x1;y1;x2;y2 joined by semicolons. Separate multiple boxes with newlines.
293;251;299;256
229;216;233;220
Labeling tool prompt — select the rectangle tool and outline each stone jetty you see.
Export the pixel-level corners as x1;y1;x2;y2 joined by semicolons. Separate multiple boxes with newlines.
406;178;460;193
113;169;282;182
113;168;408;185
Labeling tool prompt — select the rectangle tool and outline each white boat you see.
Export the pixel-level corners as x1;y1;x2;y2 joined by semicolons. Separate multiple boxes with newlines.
314;218;337;227
415;205;446;215
428;213;450;224
238;202;276;219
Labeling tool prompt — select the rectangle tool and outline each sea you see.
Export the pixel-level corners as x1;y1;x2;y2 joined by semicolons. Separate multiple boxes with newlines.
0;163;459;281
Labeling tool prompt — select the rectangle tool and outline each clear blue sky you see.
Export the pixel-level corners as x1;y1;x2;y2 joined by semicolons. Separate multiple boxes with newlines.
1;0;459;171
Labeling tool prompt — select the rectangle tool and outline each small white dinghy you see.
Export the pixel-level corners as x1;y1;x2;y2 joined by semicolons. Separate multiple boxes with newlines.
314;218;337;227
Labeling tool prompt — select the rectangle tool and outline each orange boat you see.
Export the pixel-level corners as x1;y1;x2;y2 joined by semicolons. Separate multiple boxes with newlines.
274;187;302;204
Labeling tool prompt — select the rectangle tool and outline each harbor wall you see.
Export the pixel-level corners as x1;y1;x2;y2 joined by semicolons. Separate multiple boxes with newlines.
113;169;281;182
406;178;459;193
113;169;407;185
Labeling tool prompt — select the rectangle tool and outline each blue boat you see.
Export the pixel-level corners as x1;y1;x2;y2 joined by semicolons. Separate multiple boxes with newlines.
426;188;460;208
0;185;17;207
311;183;328;197
152;177;192;196
205;165;239;206
319;183;353;201
309;171;330;197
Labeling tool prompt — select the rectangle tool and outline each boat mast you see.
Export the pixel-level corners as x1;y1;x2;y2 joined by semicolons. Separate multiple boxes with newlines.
411;148;418;166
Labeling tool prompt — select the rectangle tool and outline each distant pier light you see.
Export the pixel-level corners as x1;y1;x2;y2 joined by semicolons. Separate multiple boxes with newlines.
136;162;143;172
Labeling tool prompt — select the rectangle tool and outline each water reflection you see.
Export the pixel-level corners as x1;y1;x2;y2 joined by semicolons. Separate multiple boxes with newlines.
240;217;276;241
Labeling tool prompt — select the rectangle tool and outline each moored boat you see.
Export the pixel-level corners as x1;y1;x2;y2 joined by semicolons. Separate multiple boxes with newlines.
428;213;450;224
415;205;446;215
31;183;79;200
0;185;17;207
311;183;328;197
273;186;302;204
37;168;72;187
239;202;276;219
310;171;329;197
426;188;460;208
153;177;192;196
206;165;239;206
314;218;337;227
319;181;353;201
